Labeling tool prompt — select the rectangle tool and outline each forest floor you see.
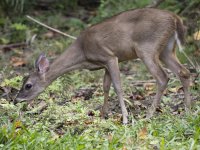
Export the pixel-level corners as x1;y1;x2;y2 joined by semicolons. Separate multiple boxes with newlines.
0;36;200;149
0;4;200;149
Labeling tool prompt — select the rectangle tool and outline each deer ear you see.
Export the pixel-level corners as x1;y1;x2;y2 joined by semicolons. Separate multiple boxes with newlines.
35;53;50;74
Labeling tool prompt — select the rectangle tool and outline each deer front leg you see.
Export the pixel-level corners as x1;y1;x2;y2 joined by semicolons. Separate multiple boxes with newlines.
106;57;128;124
100;69;111;118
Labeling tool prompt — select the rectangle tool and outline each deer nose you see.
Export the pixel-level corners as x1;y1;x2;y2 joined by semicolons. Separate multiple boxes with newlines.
14;96;23;105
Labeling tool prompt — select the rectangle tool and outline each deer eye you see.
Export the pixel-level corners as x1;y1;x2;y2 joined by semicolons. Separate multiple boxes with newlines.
25;84;32;90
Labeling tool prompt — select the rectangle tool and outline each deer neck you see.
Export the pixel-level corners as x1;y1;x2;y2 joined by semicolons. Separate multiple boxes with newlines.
45;41;85;85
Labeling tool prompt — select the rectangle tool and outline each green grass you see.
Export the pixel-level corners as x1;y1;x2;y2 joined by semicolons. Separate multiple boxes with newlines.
0;103;200;149
0;28;199;150
0;58;200;149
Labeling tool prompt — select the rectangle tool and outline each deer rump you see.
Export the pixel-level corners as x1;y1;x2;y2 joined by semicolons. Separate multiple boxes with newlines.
80;8;185;64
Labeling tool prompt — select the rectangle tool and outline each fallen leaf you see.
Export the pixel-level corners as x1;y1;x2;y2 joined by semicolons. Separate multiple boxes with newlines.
168;86;182;93
113;113;122;123
138;127;148;139
135;94;145;100
193;30;200;40
14;120;22;128
65;120;79;126
129;92;145;100
146;90;156;96
122;145;127;150
156;107;163;113
133;100;148;109
84;119;93;125
10;56;26;67
193;49;200;57
74;87;95;100
43;31;56;38
144;83;155;91
107;133;113;142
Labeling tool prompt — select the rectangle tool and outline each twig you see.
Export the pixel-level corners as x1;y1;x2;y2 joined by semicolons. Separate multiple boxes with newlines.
132;80;156;86
0;42;27;50
26;15;77;40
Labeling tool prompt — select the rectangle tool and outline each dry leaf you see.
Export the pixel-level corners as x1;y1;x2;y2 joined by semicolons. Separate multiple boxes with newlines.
84;119;93;125
168;86;181;93
144;83;155;91
129;93;145;100
122;145;127;150
135;94;145;100
10;56;26;67
43;31;55;38
14;120;22;128
138;127;148;139
146;90;156;96
193;31;200;40
193;49;200;57
113;114;122;123
133;100;148;109
107;133;113;142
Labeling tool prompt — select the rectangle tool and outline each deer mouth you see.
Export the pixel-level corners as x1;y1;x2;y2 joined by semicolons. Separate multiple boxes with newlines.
14;94;34;104
14;97;27;104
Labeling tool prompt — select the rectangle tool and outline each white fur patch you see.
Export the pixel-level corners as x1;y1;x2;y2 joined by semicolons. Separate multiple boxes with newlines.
175;31;183;52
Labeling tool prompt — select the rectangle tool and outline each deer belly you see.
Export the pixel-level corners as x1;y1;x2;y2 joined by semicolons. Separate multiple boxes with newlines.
115;48;137;62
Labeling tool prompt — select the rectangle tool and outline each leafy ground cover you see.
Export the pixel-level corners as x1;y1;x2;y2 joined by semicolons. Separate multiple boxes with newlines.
0;42;199;149
1;0;200;149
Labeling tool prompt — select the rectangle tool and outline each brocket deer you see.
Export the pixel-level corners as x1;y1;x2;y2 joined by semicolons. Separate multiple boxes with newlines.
15;8;191;124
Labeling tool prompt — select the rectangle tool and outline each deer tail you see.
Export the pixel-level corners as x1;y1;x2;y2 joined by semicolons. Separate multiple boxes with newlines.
175;17;186;52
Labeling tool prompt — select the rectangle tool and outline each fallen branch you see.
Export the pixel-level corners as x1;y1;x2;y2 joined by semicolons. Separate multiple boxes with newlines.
26;15;77;40
132;80;156;86
0;42;27;50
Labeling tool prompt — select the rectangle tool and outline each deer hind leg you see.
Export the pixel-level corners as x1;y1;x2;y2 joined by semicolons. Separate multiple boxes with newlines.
106;57;128;124
141;54;169;119
101;69;111;118
160;38;191;111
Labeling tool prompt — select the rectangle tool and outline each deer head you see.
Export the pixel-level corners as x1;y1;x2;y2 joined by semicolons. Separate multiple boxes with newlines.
14;54;49;104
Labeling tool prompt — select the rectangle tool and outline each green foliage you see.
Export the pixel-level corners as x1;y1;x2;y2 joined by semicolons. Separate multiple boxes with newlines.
67;18;86;30
10;23;28;31
0;0;26;16
0;19;34;44
1;76;23;89
54;0;78;10
0;0;79;17
92;0;151;23
10;23;29;43
159;0;183;13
